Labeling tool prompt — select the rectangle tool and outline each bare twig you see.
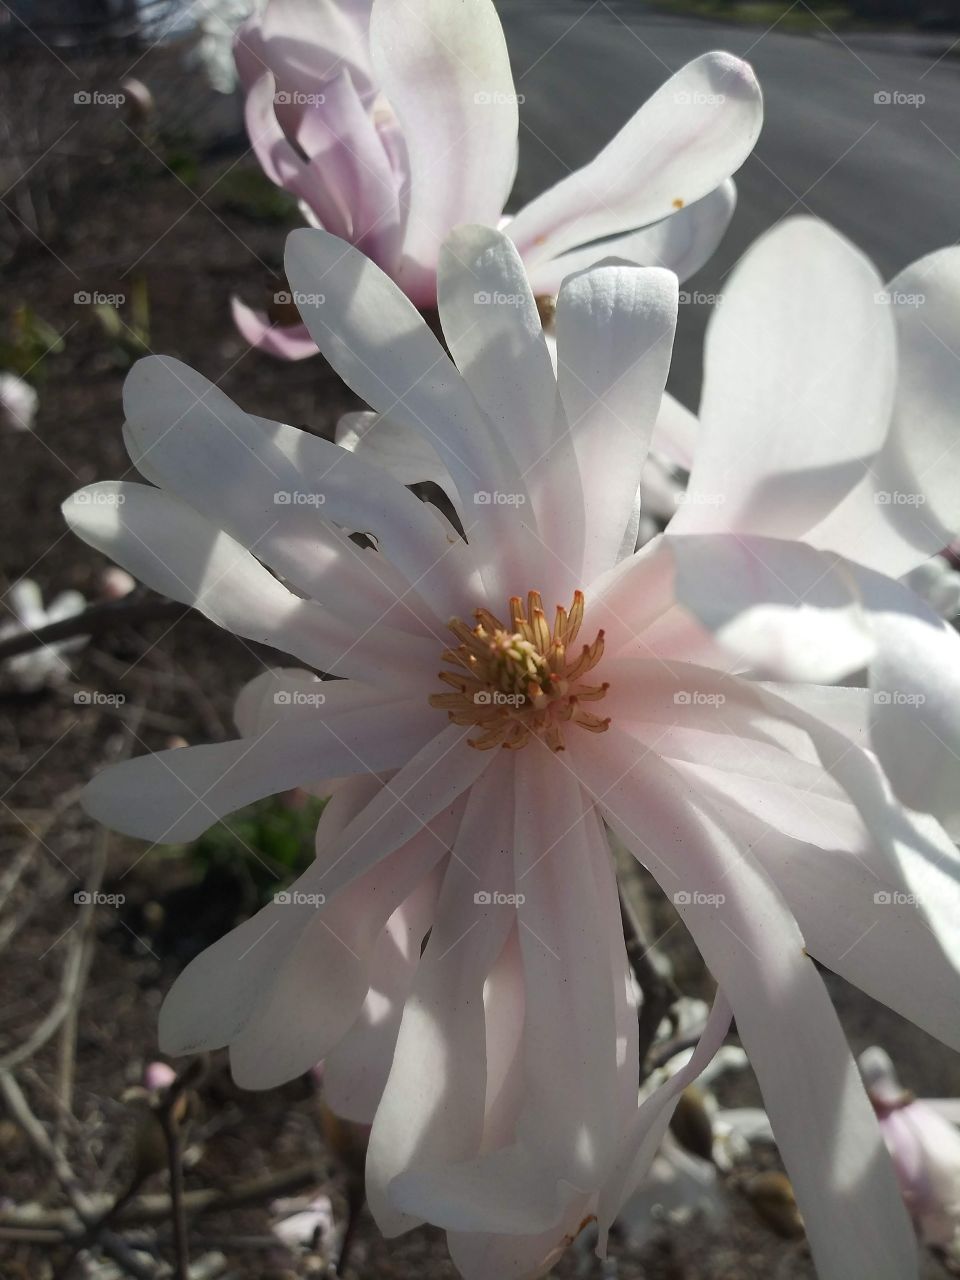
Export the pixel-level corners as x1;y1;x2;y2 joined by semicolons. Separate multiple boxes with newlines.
0;596;187;663
618;885;681;1072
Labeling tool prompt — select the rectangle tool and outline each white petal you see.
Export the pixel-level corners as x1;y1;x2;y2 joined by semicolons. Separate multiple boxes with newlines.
556;265;677;584
581;729;918;1280
673;217;896;538
335;410;453;490
651;391;699;471
122;355;475;622
810;247;960;575
369;0;518;303
284;228;536;600
83;699;435;844
507;53;761;267
527;179;737;296
367;754;517;1236
665;532;876;681
438;225;581;601
63;482;436;688
323;869;442;1122
850;564;960;833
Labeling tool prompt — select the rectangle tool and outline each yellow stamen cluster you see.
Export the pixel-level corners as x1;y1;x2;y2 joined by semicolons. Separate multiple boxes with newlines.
429;590;610;751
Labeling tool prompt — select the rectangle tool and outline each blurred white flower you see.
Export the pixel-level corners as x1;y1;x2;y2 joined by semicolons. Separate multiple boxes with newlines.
63;223;960;1280
861;1047;960;1256
0;579;86;692
230;0;761;355
0;371;38;432
903;554;960;621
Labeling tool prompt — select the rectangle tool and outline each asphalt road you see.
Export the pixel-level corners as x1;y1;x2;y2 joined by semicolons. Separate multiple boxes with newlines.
496;0;960;401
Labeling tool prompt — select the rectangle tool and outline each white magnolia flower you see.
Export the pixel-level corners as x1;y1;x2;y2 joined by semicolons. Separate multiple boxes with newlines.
663;217;960;839
0;371;38;432
64;223;960;1280
861;1047;960;1255
231;0;761;355
0;579;86;692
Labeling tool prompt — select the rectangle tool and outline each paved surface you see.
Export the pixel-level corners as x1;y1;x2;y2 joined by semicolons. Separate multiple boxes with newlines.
497;0;960;400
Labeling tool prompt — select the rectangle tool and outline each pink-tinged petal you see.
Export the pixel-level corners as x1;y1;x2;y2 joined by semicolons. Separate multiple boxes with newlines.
231;669;396;738
527;180;737;297
244;70;351;238
674;217;895;538
258;0;375;102
367;754;517;1236
702;790;960;1055
312;725;495;903
447;1197;592;1280
82;698;437;845
233;15;268;93
323;868;442;1123
580;728;918;1280
284;229;537;602
122;355;477;622
295;70;402;270
438;225;579;602
230;830;448;1089
849;563;960;835
391;755;624;1232
231;297;318;361
556;264;677;585
369;0;519;304
665;532;876;681
508;54;760;268
62;482;437;690
160;797;458;1066
810;247;960;576
596;991;733;1244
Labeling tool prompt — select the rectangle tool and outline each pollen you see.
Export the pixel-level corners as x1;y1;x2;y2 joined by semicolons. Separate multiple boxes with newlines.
429;590;610;752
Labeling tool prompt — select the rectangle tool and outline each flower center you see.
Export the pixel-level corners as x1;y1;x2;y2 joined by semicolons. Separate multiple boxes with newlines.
429;590;610;751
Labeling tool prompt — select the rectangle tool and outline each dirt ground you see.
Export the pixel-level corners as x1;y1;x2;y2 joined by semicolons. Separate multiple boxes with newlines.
1;37;959;1280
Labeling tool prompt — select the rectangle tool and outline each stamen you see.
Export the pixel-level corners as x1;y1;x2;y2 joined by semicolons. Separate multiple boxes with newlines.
428;590;610;751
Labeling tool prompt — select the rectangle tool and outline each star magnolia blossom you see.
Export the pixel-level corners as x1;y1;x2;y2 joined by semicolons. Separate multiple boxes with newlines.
861;1047;960;1254
65;223;960;1280
230;0;762;356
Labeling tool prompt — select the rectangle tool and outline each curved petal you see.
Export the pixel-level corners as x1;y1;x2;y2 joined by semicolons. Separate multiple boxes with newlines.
556;264;677;584
369;0;518;304
851;563;960;834
438;225;581;601
335;410;453;490
323;868;442;1122
258;0;375;101
527;179;737;297
507;53;761;268
673;217;896;538
231;297;319;362
62;482;438;689
82;699;436;844
810;247;960;576
366;754;517;1236
122;355;476;621
651;391;699;471
665;532;876;681
284;228;538;600
580;728;918;1280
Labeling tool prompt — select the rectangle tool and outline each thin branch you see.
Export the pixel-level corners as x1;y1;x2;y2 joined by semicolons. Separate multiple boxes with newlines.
0;596;187;663
619;884;680;1072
